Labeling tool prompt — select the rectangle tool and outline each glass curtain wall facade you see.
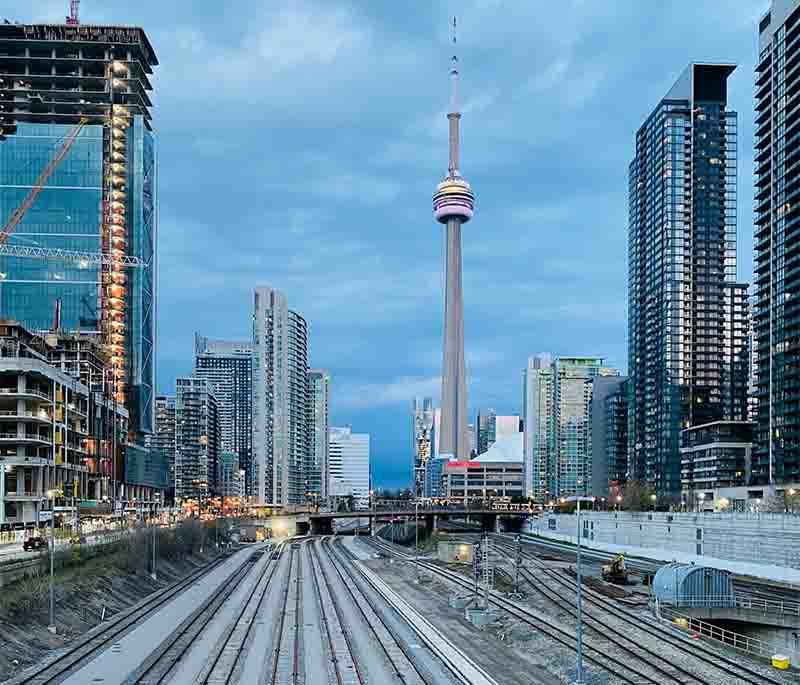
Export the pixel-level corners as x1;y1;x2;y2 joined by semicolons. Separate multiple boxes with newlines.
0;24;158;443
554;357;617;498
194;334;253;496
754;2;800;486
308;369;330;503
153;395;176;498
175;377;220;500
628;63;749;497
0;123;103;330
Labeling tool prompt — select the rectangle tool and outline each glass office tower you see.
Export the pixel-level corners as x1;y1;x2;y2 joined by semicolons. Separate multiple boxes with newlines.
754;2;800;486
628;63;749;497
0;23;158;440
194;334;254;496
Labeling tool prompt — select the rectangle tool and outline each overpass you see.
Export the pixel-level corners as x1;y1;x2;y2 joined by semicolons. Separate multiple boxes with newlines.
247;507;535;536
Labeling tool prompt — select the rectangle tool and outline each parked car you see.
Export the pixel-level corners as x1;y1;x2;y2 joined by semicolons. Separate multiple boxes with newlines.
23;536;47;552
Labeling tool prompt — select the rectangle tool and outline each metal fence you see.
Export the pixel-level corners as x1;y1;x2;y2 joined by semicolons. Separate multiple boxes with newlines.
663;593;800;617
655;602;799;665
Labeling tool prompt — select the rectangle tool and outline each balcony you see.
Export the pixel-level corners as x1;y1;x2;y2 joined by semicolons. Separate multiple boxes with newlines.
0;410;51;423
0;432;50;444
0;387;52;403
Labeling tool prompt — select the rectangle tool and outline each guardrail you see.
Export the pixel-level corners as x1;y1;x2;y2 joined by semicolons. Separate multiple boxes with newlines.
670;594;800;617
656;602;799;665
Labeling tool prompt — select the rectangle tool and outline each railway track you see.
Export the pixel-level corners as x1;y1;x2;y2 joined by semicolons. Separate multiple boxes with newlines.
491;537;790;685
308;539;366;683
196;544;285;684
16;553;231;685
305;538;359;684
315;537;433;683
325;537;465;685
366;536;654;685
268;544;299;685
125;551;261;684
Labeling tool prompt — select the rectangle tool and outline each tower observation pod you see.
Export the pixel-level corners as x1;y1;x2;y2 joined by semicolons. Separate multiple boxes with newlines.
432;17;474;461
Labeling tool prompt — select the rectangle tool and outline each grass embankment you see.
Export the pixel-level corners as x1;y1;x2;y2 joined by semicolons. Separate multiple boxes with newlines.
0;518;228;620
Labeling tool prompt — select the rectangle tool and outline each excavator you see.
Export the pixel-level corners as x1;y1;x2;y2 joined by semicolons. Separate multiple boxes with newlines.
601;554;629;584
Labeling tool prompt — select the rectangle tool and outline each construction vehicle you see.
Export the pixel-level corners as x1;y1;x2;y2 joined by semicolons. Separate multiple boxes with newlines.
601;554;629;584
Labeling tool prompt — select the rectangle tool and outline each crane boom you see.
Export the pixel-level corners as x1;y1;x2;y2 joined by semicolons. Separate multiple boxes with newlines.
0;244;147;268
0;119;88;245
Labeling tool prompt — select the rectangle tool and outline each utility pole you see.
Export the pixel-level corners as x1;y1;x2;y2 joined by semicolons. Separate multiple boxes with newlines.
480;533;493;610
414;499;420;581
566;494;595;685
514;533;522;594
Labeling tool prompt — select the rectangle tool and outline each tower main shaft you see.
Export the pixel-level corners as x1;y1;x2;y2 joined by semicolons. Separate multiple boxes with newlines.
432;18;474;460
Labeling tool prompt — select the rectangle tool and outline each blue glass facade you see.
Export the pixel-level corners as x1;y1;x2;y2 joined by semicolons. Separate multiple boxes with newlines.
128;119;156;436
0;122;103;330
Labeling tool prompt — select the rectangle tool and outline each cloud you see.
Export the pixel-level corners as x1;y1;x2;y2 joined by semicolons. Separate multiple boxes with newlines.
336;375;441;410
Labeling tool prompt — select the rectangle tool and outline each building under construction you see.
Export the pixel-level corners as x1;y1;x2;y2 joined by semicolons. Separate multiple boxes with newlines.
0;17;158;443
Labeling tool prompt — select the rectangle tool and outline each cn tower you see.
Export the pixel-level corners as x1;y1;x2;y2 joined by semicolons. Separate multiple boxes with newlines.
432;17;474;460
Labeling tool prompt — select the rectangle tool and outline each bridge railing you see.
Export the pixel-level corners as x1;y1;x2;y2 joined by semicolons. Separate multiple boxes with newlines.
667;594;800;617
655;601;800;664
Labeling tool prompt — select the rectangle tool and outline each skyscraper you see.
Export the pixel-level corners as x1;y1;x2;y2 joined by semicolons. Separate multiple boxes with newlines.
328;426;370;509
175;377;220;500
522;354;552;500
194;334;253;496
589;376;629;498
432;19;474;460
523;355;616;500
308;369;331;503
0;22;158;440
411;397;434;496
252;286;310;506
754;2;800;487
628;63;749;497
153;395;176;497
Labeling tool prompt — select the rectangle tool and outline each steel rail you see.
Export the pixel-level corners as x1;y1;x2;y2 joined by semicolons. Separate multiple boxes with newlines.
18;554;231;685
327;537;460;685
269;545;297;685
365;536;650;685
197;544;285;684
309;539;367;684
126;554;257;684
305;540;350;685
493;537;789;685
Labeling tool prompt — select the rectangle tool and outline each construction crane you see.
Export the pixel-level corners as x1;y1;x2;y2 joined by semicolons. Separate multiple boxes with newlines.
0;117;148;269
0;244;146;268
0;119;88;246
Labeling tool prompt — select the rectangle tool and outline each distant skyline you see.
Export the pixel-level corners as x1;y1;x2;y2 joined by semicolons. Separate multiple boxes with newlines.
7;0;769;488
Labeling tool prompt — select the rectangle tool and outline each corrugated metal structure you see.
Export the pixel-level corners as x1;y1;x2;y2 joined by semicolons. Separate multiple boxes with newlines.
652;563;735;608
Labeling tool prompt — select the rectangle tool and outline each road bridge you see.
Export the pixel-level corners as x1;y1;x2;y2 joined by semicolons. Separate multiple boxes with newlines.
246;507;534;536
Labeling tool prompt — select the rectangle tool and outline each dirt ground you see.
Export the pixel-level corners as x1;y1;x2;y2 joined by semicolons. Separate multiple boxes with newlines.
0;553;212;682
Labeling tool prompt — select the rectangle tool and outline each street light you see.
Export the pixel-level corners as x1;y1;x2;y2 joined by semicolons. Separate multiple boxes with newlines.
615;495;622;512
650;494;657;512
566;495;595;685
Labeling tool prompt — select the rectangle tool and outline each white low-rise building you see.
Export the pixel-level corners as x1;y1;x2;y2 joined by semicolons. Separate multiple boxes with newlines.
328;426;370;509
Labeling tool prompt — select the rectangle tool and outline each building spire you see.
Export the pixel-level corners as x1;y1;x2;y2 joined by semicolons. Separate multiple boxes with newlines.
447;16;461;176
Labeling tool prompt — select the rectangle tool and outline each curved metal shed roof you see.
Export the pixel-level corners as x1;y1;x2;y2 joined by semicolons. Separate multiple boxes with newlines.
652;563;735;607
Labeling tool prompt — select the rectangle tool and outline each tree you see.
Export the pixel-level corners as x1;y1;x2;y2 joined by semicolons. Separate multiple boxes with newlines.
758;492;785;513
621;480;655;512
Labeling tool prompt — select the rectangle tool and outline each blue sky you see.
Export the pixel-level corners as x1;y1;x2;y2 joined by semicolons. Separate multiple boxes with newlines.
13;0;769;488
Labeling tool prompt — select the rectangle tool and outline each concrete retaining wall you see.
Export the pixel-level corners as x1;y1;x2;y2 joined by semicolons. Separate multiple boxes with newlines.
532;512;800;584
